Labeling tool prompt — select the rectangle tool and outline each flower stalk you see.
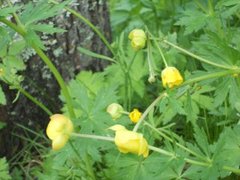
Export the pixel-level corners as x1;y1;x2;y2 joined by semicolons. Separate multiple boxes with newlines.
163;40;234;70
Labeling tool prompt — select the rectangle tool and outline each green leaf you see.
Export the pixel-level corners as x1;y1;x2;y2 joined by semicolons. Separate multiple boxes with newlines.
78;47;116;63
0;86;6;105
175;9;208;35
0;122;6;130
3;56;25;71
105;153;175;180
214;78;230;107
169;96;185;115
216;0;240;19
8;40;26;56
0;157;11;180
20;0;71;26
192;94;214;111
76;71;105;96
0;6;21;17
193;127;210;157
0;27;10;51
229;78;240;108
184;91;199;123
24;30;45;49
29;24;65;34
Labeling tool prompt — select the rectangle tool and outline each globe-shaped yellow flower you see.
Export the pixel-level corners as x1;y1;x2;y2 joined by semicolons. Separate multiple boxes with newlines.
46;114;73;150
129;109;142;123
161;66;183;88
107;103;124;120
128;29;147;50
109;125;149;158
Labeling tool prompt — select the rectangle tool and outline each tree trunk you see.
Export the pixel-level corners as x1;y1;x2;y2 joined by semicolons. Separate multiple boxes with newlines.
0;0;111;157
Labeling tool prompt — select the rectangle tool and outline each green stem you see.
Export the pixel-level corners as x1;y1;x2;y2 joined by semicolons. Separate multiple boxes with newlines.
180;70;239;87
49;0;114;56
223;166;240;175
184;158;211;167
31;44;75;119
144;122;208;162
120;111;130;115
147;38;157;80
163;40;234;70
148;145;176;158
0;18;26;35
6;0;24;28
149;33;168;67
124;71;129;110
0;18;76;119
71;132;239;174
194;0;208;14
126;52;138;109
84;155;96;180
71;133;115;142
17;87;52;116
133;93;167;132
127;52;138;72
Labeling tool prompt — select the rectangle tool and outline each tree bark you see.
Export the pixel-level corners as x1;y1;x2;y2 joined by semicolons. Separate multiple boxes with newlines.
0;0;111;157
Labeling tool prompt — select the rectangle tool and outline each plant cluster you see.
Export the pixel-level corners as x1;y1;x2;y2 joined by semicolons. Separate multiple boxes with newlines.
0;0;240;179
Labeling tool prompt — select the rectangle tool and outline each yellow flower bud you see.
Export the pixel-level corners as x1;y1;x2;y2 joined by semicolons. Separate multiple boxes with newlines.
129;109;142;123
128;29;147;50
107;103;124;120
161;66;183;88
46;114;73;150
109;125;149;158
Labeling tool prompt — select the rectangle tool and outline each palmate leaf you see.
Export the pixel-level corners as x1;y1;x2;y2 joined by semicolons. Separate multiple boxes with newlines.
175;9;208;35
20;0;70;26
37;146;87;180
29;24;65;34
0;6;20;17
216;0;240;19
214;77;240;109
218;125;240;168
105;152;176;180
0;157;11;180
184;125;240;179
64;70;119;134
192;32;240;67
193;127;211;158
24;29;45;49
75;71;105;97
0;27;10;50
184;91;199;123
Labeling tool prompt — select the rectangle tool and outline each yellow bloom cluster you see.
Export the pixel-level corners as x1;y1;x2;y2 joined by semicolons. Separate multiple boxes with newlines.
110;125;149;157
129;109;142;123
161;66;183;88
46;114;73;150
128;29;147;51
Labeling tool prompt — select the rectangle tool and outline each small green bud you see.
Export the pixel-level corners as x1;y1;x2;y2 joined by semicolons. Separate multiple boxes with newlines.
107;103;124;120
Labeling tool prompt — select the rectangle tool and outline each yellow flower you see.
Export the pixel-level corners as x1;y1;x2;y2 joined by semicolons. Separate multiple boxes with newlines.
128;29;147;50
129;109;142;123
109;125;149;157
46;114;73;150
161;66;183;88
107;103;124;120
